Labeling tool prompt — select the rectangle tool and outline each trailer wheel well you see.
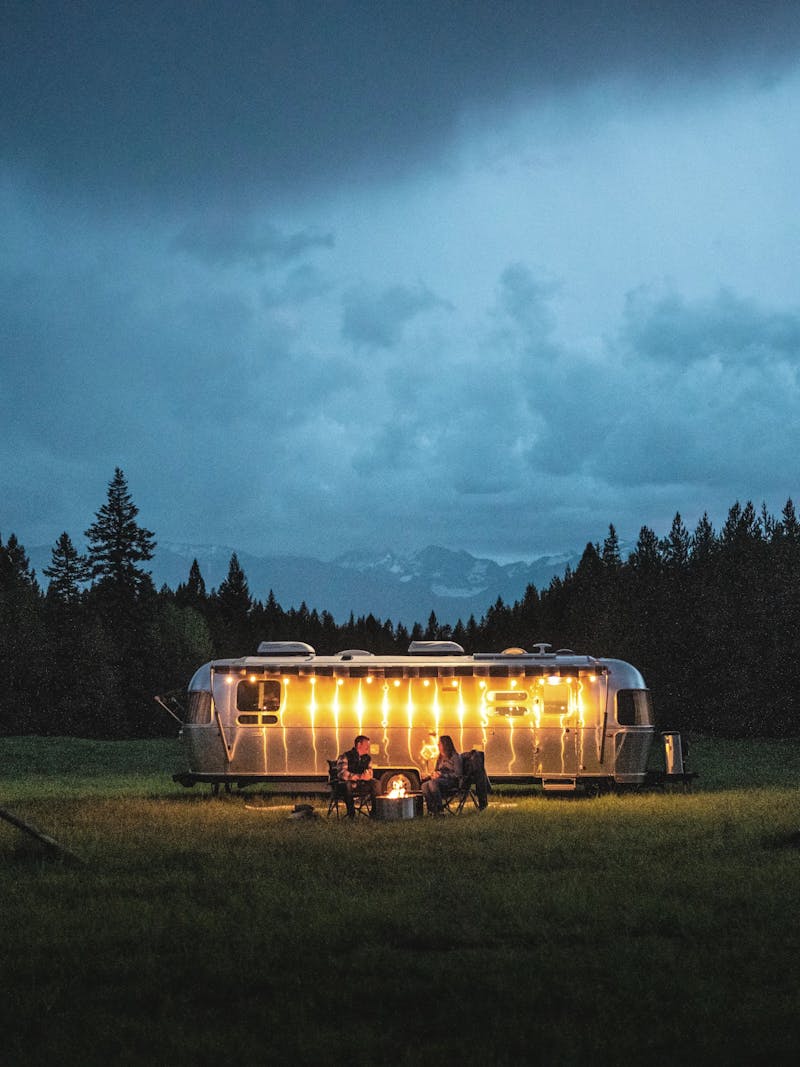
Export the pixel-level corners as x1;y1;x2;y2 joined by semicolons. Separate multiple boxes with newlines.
378;769;421;794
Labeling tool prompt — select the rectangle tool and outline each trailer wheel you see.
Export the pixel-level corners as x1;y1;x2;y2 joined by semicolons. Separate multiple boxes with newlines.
379;770;420;795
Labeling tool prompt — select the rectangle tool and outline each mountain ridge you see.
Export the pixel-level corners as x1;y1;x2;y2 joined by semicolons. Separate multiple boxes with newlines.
27;541;581;627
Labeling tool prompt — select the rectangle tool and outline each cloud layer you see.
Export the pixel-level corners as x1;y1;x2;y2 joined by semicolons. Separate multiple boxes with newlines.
2;2;799;564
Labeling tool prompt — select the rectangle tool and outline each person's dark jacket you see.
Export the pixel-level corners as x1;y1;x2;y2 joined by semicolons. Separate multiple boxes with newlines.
337;747;371;781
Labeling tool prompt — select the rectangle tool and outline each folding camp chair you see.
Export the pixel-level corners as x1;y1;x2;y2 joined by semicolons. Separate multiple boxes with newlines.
442;750;490;814
327;760;346;818
326;760;373;818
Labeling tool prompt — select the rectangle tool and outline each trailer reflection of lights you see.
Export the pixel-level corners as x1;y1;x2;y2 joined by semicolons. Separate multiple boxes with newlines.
431;681;441;749
381;683;390;764
280;677;289;772
457;682;466;753
308;676;317;766
406;681;415;765
419;734;439;774
174;641;658;794
356;680;364;738
478;681;489;753
333;679;341;759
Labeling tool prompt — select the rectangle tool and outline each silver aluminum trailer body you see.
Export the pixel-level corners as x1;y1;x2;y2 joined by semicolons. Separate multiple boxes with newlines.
173;642;655;793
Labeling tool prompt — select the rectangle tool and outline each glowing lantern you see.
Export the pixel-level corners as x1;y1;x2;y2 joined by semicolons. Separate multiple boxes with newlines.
420;737;439;762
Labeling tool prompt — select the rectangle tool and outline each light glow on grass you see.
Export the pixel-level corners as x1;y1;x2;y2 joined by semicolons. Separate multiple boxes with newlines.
1;736;799;1064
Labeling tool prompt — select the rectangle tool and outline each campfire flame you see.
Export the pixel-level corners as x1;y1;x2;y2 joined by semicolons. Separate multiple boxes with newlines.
387;777;407;798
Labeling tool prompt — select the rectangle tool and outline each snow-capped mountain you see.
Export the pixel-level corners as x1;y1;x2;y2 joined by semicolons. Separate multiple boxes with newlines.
333;546;574;603
157;542;578;624
28;541;580;626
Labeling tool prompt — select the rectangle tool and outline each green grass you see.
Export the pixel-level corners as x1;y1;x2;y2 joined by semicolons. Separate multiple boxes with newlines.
2;735;800;1065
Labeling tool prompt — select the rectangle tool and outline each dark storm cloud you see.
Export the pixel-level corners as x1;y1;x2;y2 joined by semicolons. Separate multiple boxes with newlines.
343;266;800;557
489;264;561;368
261;264;333;308
620;287;800;367
513;282;800;490
172;214;334;269
2;2;798;564
0;261;257;459
341;282;449;348
3;1;800;205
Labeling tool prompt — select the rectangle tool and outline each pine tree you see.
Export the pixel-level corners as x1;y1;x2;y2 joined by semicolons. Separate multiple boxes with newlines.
43;532;91;602
84;468;156;598
629;526;662;572
175;559;207;609
720;500;761;550
601;524;622;568
0;533;45;733
379;619;396;653
690;512;717;565
777;499;800;543
215;553;252;617
211;553;253;654
514;583;541;649
320;609;338;652
263;589;285;639
81;470;158;735
661;513;690;570
0;532;38;592
759;501;777;540
574;542;603;582
767;498;800;734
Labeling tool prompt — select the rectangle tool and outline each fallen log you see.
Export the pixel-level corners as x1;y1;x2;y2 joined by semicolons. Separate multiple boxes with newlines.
0;806;85;865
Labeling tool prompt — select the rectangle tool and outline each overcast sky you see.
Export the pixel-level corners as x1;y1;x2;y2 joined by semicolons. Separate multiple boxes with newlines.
2;1;800;564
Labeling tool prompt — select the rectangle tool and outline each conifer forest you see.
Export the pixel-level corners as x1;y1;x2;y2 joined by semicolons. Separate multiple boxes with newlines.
2;468;799;740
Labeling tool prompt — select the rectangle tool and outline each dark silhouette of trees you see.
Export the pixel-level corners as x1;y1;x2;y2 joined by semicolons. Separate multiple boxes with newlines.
5;482;800;740
210;553;253;655
79;469;160;736
43;532;91;603
0;533;45;734
175;559;207;610
85;467;156;604
38;531;113;736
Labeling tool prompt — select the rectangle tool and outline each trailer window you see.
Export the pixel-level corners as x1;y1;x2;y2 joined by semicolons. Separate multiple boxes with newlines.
617;689;653;726
237;680;281;713
186;691;212;725
487;690;530;716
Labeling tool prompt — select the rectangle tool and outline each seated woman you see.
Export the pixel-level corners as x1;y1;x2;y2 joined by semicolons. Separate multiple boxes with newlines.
421;735;463;815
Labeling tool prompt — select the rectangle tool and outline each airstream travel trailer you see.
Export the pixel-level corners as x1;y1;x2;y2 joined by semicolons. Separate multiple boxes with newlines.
168;641;657;794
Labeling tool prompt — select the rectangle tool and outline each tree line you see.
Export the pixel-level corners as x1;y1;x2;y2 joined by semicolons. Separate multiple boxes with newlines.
2;468;799;739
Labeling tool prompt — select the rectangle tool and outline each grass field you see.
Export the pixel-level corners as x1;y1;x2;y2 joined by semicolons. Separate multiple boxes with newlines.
2;735;799;1065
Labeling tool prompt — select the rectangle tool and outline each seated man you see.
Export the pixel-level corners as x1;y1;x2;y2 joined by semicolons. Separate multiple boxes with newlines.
336;734;380;818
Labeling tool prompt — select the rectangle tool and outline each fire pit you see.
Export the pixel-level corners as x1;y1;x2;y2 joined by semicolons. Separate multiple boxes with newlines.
373;793;424;820
373;777;424;820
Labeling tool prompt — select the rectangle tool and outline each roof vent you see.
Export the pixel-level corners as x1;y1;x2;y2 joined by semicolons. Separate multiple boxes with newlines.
256;641;315;657
337;649;375;660
408;641;465;655
531;642;554;657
